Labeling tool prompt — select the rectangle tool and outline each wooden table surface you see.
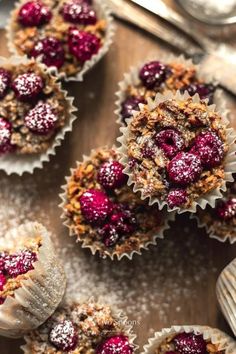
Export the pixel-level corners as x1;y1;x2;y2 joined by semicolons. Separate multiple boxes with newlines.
0;1;236;353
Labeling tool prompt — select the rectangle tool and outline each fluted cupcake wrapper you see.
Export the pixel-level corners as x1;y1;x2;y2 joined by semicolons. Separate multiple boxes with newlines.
59;146;175;261
22;296;138;353
217;258;236;336
6;0;115;82
0;222;66;338
142;325;236;354
115;53;219;126
0;56;77;175
117;90;236;213
190;213;236;244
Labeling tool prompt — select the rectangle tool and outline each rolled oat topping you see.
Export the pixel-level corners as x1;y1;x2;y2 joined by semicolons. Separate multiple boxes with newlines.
0;234;41;305
11;0;107;77
120;60;216;124
154;332;224;354
0;61;70;155
125;97;228;209
64;147;168;258
25;301;134;354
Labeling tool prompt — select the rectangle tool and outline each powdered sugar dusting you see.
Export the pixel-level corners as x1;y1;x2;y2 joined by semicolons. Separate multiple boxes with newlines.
60;216;218;334
24;101;58;134
12;72;43;99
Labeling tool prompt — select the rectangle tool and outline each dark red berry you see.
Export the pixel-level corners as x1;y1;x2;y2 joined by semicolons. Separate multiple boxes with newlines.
79;189;113;225
167;152;202;186
98;161;127;190
183;83;215;104
139;61;166;89
61;0;97;24
68;27;100;63
49;320;78;352
216;198;236;220
4;250;37;278
0;253;6;272
190;131;224;168
98;204;137;247
0;274;6;291
121;96;146;123
173;332;207;354
18;1;52;27
12;73;44;101
128;158;138;169
155;128;185;159
141;143;155;159
0;118;14;155
31;37;65;69
24;102;58;135
96;335;133;354
99;224;120;248
0;68;11;98
167;189;187;208
0;298;5;305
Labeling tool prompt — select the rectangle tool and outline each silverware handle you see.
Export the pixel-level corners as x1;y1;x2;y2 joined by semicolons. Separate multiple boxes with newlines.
109;0;202;56
131;0;214;52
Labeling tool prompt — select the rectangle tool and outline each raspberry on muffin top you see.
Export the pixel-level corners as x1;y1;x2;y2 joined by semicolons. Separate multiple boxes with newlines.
63;147;170;259
123;96;228;210
196;179;236;243
119;59;216;125
0;234;41;305
154;331;225;354
11;0;107;77
24;301;134;353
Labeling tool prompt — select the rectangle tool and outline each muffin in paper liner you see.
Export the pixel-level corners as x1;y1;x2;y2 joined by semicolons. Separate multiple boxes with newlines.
141;325;236;354
59;146;175;261
21;297;138;353
117;90;236;213
190;175;236;244
115;53;219;126
217;258;236;336
0;55;77;175
0;221;66;338
7;0;115;82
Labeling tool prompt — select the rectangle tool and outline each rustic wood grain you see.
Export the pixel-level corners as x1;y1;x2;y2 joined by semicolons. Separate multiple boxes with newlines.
0;5;236;353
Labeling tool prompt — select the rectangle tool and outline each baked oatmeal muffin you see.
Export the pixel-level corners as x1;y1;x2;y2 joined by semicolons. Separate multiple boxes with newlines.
60;146;173;260
118;91;236;212
23;299;136;353
0;58;73;155
0;222;66;338
217;258;236;337
195;178;236;243
142;326;236;354
8;0;113;79
116;56;216;125
0;56;76;174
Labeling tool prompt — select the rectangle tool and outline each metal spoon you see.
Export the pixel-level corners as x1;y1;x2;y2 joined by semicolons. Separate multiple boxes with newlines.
176;0;236;26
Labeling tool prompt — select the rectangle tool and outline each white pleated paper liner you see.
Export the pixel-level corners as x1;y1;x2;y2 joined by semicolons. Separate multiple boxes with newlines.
7;0;115;82
115;53;219;126
0;55;77;175
22;296;138;353
117;90;236;214
142;325;236;354
190;212;236;244
0;222;66;338
217;258;236;336
59;146;176;261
